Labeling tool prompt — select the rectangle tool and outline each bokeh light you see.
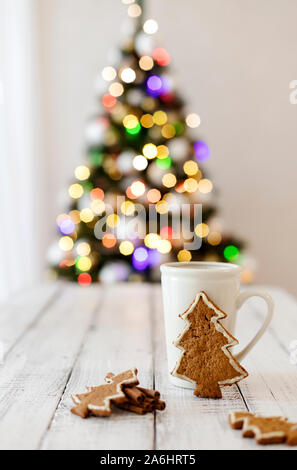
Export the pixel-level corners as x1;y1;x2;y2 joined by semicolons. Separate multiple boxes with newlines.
59;236;74;251
156;156;172;170
78;273;92;286
153;48;170;66
77;242;91;256
143;19;158;35
133;154;148;171
132;246;149;270
121;200;135;216
147;188;161;203
69;183;84;199
120;67;136;83
224;245;239;261
91;199;105;215
184;178;198;193
128;3;142;17
157;239;172;254
75;165;90;181
198;178;213;194
161;123;176;139
186;113;201;128
109;82;124;97
177;249;192;262
76;256;92;271
156;200;168;214
143;143;158;159
162;173;176;188
183;160;198;176
195;223;210;238
140;114;154;128
208;232;222;246
194;140;210;162
131;180;146;197
123;114;139;129
59;218;75;235
144;233;160;249
106;214;120;228
119;240;134;256
102;233;117;248
102;93;117;108
91;188;104;200
102;66;117;81
80;208;94;223
153;110;167;125
139;56;154;71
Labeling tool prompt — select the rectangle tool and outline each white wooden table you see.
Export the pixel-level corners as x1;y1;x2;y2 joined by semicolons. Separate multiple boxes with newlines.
0;282;297;450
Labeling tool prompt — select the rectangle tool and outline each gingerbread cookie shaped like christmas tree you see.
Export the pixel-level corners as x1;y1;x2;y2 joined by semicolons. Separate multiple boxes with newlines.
172;291;248;398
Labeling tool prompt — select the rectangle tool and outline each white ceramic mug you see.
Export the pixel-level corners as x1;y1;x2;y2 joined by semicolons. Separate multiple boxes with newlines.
160;261;274;388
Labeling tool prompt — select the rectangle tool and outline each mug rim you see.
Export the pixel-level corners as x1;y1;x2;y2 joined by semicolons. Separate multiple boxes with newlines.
160;261;241;276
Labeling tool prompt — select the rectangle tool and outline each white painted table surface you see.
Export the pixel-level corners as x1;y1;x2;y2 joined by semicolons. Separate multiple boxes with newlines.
0;282;297;450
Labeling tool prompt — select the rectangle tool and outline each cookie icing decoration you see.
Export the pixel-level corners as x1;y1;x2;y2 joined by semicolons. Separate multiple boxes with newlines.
71;367;139;418
172;291;248;398
229;412;297;446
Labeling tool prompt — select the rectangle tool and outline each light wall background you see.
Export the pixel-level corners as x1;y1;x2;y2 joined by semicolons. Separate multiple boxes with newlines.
37;0;297;294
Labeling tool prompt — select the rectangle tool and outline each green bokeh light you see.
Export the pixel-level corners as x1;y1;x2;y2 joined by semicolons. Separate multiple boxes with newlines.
89;150;103;167
224;245;239;261
126;123;141;135
156;156;172;169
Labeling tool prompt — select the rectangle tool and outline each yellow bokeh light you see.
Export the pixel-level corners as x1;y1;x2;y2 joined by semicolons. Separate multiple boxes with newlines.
157;239;172;254
123;114;139;129
184;178;198;193
69;210;81;224
120;67;136;83
143;143;158;159
59;236;74;251
198;178;213;194
109;82;124;97
195;223;210;238
131;180;145;197
121;201;135;216
157;145;169;159
133;154;148;171
156;200;168;214
144;233;160;249
106;213;120;228
69;183;84;199
208;232;222;246
75;165;90;181
80;208;94;223
186;113;201;128
161;123;176;139
177;249;192;262
119;240;134;256
76;256;92;271
162;173;177;188
183;160;198;176
139;56;154;71
77;242;91;256
102;66;117;81
153;110;167;126
140;114;154;128
91;199;105;215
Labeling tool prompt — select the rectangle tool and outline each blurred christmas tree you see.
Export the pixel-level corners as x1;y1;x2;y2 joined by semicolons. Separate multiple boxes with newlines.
49;0;249;285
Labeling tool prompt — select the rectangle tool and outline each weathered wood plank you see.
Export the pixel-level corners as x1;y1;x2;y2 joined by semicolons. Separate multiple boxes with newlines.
235;287;297;424
153;286;255;451
0;285;100;450
0;283;60;358
42;283;154;450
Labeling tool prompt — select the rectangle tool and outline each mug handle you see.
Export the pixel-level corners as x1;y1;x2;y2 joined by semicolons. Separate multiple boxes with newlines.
234;290;274;362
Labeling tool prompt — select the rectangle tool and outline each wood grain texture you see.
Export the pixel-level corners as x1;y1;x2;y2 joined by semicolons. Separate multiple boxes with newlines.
42;283;155;450
0;285;100;450
1;283;297;450
0;283;60;358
